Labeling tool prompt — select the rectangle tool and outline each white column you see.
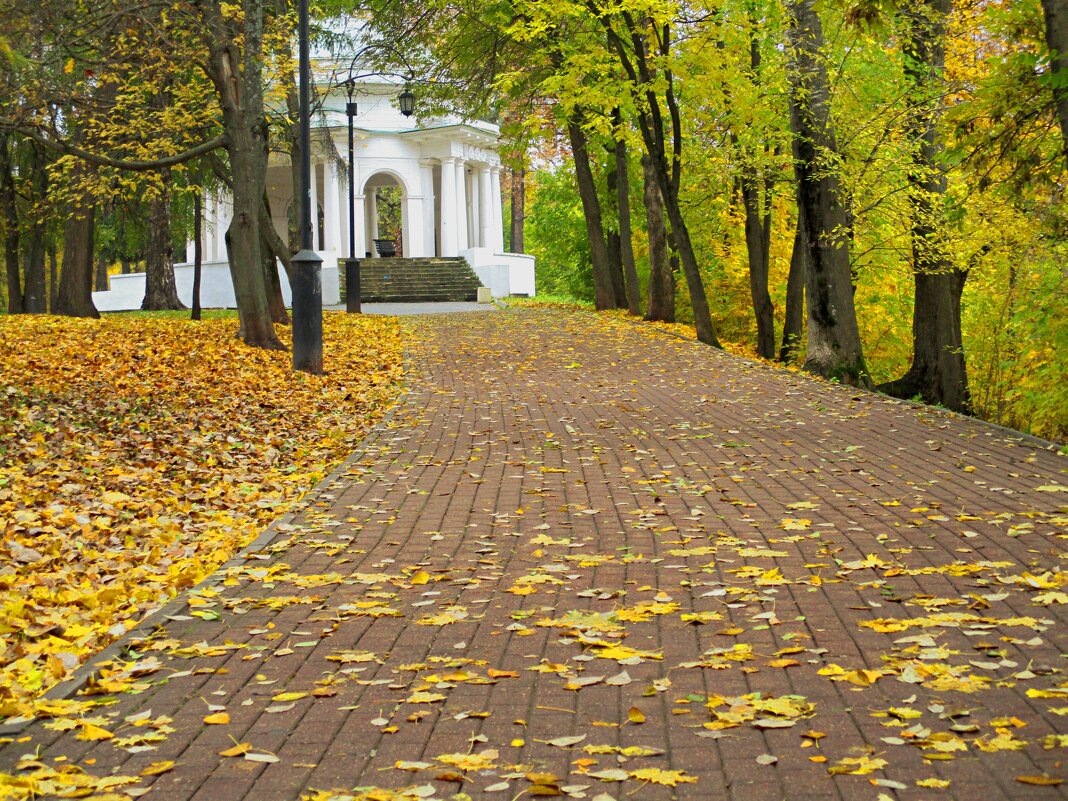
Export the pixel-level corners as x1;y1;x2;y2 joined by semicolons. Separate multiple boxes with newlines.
440;157;458;257
309;162;320;250
353;194;367;259
478;166;492;249
323;161;341;255
340;167;351;259
421;163;436;257
470;171;481;247
367;189;379;244
401;194;427;257
404;193;426;257
215;192;230;263
490;166;505;253
454;159;469;251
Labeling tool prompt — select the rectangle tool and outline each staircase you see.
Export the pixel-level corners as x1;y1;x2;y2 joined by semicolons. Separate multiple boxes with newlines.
343;257;484;303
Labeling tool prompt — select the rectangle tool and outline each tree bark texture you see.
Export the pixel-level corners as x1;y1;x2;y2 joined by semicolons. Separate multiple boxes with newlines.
787;0;870;386
567;119;616;310
642;154;675;323
1041;0;1068;165
877;0;970;412
142;177;185;309
95;253;109;292
510;166;525;253
56;201;98;318
779;213;807;363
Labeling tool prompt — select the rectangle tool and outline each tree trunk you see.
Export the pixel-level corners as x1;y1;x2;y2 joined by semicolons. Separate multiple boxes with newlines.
605;229;627;307
23;141;48;313
510;166;525;253
738;29;775;359
261;195;288;324
1041;0;1068;165
878;0;969;412
95;253;109;292
203;2;282;349
642;154;675;323
142;174;185;310
787;0;870;386
56;201;99;318
0;135;23;314
614;133;641;315
741;176;775;358
567;119;616;310
778;212;807;363
192;192;202;320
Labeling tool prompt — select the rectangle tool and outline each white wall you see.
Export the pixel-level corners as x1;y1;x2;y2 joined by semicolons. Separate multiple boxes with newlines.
460;247;536;298
92;256;341;312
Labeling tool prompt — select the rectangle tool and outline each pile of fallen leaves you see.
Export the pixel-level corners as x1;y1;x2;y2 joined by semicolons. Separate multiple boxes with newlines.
0;313;403;715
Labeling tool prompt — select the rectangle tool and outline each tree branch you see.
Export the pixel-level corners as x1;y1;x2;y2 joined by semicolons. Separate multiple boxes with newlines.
23;128;227;172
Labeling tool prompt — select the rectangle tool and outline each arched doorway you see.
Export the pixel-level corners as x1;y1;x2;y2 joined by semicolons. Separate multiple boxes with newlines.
363;172;406;257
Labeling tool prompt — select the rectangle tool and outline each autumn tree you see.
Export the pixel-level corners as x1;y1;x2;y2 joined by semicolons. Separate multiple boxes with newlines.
786;0;870;386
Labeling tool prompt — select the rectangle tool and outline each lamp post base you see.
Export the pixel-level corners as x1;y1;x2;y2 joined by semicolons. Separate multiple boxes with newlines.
292;249;324;374
344;258;361;314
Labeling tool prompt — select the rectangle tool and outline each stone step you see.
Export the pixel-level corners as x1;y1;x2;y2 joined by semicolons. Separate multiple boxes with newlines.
341;256;484;303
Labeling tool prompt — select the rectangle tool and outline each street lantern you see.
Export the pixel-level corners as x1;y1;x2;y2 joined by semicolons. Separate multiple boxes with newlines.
399;86;416;117
292;0;323;373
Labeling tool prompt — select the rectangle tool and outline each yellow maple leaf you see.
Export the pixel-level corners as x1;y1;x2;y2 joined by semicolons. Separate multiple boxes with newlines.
629;768;697;786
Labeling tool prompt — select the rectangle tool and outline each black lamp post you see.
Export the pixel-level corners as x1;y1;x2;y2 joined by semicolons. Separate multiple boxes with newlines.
292;0;323;373
344;79;360;313
341;74;415;313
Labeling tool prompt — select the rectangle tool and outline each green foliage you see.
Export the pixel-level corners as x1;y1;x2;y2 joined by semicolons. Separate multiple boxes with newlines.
526;168;596;302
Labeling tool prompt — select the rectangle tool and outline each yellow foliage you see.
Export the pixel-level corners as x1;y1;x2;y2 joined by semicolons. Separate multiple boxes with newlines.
0;313;403;712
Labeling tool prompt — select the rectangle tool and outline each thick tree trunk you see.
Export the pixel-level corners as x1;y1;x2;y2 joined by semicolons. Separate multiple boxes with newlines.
567;119;616;310
1041;0;1068;164
614;134;641;315
142;176;185;310
226;137;281;348
878;0;969;412
741;177;775;358
642;154;675;323
787;0;870;386
778;213;807;363
204;2;281;349
56;202;99;318
510;166;525;253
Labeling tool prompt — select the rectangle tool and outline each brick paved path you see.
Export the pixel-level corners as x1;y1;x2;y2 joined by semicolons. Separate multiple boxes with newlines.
2;307;1066;801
